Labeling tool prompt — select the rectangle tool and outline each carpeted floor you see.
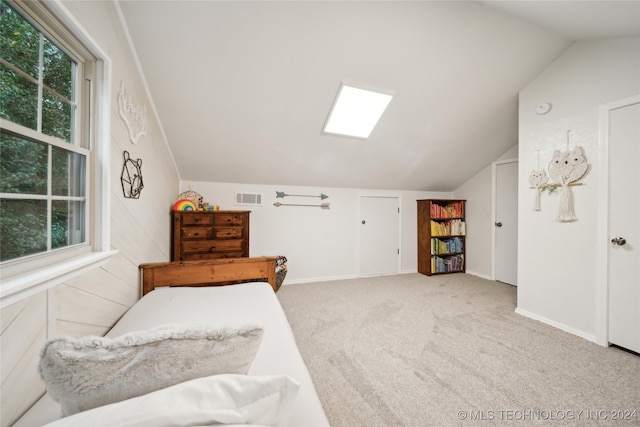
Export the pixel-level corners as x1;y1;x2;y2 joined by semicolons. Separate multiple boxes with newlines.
277;273;640;426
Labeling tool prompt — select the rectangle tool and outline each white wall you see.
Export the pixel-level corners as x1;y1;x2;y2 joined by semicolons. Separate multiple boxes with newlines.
517;37;640;342
182;181;449;282
0;2;179;425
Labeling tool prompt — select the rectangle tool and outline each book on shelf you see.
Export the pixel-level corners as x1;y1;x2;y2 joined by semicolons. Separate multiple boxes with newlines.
430;219;466;236
430;237;464;255
431;254;464;273
430;201;464;219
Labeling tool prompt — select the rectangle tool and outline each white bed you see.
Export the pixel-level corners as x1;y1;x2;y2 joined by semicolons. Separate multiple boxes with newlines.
15;258;329;427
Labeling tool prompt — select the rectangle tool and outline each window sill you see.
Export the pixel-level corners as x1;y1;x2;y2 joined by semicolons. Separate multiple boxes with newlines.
0;250;118;309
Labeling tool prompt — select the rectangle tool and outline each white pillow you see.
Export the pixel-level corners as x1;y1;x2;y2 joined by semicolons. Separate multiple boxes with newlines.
39;323;263;416
42;374;300;427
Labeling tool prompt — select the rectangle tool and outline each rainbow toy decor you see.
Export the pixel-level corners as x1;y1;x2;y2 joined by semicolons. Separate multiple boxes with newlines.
172;199;196;211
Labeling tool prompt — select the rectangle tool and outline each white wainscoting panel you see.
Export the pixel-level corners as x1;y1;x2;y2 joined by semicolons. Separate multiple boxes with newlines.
65;266;138;308
56;319;111;338
55;284;129;335
0;292;47;425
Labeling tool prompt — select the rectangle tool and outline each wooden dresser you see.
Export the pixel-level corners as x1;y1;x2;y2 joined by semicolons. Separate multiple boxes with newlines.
171;211;250;261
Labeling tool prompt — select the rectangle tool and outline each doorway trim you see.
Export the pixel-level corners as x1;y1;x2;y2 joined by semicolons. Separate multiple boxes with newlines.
491;158;518;281
595;94;640;347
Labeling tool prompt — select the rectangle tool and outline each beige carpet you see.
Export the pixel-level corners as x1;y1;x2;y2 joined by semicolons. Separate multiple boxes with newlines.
277;273;640;426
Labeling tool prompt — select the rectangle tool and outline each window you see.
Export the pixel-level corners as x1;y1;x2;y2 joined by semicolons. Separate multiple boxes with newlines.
1;0;88;262
0;0;112;304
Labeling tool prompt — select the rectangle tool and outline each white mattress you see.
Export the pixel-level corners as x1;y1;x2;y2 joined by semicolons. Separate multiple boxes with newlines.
16;282;329;427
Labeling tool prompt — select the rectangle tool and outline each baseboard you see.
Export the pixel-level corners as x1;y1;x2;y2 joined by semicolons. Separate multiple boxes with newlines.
283;274;358;285
465;270;491;280
515;307;598;345
285;270;487;285
283;270;427;286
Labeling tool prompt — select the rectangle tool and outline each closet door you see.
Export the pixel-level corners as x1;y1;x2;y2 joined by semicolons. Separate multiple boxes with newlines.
608;101;640;353
494;160;518;286
359;196;399;276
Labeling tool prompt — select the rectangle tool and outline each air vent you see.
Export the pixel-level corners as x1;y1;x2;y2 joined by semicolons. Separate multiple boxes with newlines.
235;192;263;206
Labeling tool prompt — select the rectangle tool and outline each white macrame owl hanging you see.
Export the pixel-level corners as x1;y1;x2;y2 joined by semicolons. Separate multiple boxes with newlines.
528;169;549;211
548;146;588;222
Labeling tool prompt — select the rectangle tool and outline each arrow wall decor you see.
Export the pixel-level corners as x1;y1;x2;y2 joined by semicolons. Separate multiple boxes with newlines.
276;191;328;200
273;202;330;209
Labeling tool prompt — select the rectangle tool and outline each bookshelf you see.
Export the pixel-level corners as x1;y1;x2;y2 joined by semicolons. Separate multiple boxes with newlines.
417;199;466;275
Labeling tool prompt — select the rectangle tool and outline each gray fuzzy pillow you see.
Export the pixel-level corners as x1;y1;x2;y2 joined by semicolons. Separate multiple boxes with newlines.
39;323;263;416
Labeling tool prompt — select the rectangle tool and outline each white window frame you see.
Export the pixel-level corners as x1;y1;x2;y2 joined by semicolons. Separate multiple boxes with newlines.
0;0;116;308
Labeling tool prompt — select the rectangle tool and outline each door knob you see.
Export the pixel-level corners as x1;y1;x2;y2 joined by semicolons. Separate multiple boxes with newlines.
611;237;627;246
495;222;502;227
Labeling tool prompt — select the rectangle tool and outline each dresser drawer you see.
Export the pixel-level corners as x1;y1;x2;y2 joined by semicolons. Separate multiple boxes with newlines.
182;214;214;226
180;252;245;260
181;226;213;239
181;239;244;254
214;214;246;227
213;227;243;239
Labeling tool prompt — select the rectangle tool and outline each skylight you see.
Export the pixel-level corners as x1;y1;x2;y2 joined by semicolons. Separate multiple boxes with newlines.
323;84;393;139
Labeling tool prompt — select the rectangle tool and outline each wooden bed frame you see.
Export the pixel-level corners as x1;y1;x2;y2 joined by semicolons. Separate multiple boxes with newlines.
139;256;278;296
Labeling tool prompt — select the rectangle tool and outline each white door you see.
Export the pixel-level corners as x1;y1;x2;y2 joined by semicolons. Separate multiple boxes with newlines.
359;196;399;276
494;160;518;286
608;101;640;353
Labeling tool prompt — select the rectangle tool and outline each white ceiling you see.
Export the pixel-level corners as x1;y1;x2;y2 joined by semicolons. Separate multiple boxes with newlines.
480;1;640;41
118;0;640;191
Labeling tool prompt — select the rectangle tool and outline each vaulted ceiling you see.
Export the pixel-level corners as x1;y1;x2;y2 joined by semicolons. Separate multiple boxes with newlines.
118;1;640;191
